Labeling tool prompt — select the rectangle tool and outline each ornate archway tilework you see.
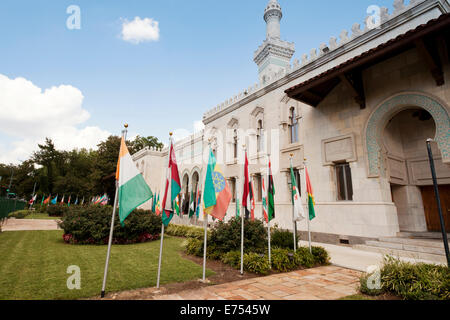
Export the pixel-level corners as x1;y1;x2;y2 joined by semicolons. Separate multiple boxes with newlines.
365;93;450;177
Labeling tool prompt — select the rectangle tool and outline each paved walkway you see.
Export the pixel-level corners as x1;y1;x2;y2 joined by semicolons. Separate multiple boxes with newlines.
154;266;361;300
1;218;60;231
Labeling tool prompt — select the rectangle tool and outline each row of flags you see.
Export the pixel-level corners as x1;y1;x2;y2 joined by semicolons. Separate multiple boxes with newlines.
102;126;317;296
28;194;109;207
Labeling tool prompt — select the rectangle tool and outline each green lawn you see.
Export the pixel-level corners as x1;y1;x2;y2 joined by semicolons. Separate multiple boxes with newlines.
0;230;214;300
24;213;60;220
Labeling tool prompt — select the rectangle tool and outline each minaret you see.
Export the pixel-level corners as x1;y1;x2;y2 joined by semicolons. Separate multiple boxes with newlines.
254;0;295;84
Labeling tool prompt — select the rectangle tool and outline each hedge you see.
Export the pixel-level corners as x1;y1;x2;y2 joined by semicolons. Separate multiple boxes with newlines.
166;224;209;240
59;206;162;245
8;210;30;219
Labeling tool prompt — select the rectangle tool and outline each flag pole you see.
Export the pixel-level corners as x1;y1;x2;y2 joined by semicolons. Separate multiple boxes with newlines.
101;124;127;298
290;154;297;253
157;132;173;289
202;140;212;283
266;153;271;267
240;145;246;275
304;158;312;254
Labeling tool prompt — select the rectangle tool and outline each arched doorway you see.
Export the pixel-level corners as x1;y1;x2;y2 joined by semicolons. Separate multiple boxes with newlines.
366;93;450;232
191;170;200;218
182;173;189;215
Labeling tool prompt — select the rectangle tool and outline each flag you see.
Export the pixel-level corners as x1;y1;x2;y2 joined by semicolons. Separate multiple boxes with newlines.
116;136;153;226
249;180;256;221
203;148;232;221
195;186;201;218
290;164;306;221
29;194;37;205
67;195;71;207
236;199;240;218
51;195;58;205
174;195;180;216
161;140;181;226
155;193;161;216
305;167;316;221
242;152;250;219
100;194;109;206
74;196;78;205
151;193;156;213
189;190;195;218
41;195;45;206
43;194;51;205
81;197;84;206
60;195;65;205
262;176;268;222
267;160;275;222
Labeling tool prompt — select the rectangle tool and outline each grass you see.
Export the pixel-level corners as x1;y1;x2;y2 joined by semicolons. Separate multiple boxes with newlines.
0;230;214;300
23;213;60;220
339;294;376;300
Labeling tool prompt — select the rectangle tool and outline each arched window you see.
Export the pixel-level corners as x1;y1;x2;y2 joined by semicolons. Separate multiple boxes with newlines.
257;120;264;153
289;107;299;144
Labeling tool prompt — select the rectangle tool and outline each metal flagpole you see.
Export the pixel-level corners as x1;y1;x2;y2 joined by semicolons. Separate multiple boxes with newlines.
426;139;450;267
157;133;173;289
101;124;127;298
266;154;271;267
290;155;297;252
304;158;312;254
240;145;246;275
202;141;212;282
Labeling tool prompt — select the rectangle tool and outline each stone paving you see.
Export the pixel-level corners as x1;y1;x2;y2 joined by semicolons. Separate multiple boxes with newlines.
1;218;60;231
154;266;361;300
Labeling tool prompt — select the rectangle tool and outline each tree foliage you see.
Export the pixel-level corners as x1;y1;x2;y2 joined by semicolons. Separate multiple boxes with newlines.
0;135;163;200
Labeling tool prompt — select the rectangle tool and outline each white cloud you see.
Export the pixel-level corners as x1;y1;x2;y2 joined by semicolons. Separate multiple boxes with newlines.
0;74;110;164
121;17;160;44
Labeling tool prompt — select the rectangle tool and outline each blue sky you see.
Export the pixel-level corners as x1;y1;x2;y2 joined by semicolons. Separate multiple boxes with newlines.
0;0;395;163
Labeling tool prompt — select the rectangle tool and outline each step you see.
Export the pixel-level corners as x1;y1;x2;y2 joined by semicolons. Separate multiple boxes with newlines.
366;240;445;255
378;237;445;249
353;244;447;264
397;231;449;240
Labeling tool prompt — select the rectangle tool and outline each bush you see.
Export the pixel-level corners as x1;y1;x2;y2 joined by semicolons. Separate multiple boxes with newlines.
166;224;208;240
59;206;162;245
359;256;450;300
8;210;30;219
209;217;267;258
311;246;330;265
271;228;299;250
47;205;71;217
294;247;316;268
244;253;271;275
221;250;241;269
185;238;204;257
271;248;298;272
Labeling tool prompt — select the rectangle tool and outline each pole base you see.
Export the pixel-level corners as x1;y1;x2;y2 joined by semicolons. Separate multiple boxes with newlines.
101;291;105;298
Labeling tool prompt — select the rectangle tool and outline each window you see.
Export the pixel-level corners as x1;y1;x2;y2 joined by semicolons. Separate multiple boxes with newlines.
257;120;264;153
335;163;353;201
289;107;299;144
254;174;262;202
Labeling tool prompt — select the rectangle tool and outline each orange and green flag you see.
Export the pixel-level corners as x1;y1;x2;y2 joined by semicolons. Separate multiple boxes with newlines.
305;167;316;220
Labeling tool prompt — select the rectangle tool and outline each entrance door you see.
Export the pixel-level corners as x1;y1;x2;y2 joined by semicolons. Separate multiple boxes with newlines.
421;185;450;232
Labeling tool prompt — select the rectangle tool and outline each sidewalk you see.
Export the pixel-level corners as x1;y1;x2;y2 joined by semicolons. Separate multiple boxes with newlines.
1;218;60;231
298;240;444;272
153;266;361;300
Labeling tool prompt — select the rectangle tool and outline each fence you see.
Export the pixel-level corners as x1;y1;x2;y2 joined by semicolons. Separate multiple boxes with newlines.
0;197;27;222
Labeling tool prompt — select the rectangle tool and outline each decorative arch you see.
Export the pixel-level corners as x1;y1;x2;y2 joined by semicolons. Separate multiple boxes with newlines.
365;92;450;177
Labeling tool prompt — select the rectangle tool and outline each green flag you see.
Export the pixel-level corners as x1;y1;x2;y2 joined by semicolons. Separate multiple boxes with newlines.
267;160;275;222
188;190;195;218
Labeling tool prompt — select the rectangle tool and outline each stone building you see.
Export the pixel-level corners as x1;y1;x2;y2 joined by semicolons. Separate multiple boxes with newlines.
133;0;450;245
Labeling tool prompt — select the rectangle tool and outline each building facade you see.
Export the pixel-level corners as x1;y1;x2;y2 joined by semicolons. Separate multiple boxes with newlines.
133;0;450;245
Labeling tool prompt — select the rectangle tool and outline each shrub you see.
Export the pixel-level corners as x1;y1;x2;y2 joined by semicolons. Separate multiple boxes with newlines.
311;246;330;265
166;224;208;240
359;273;384;296
271;228;299;250
59;206;162;245
185;238;204;257
359;256;450;300
221;250;241;269
294;247;315;268
47;205;71;217
209;217;267;257
244;253;271;275
271;248;298;272
8;210;30;219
